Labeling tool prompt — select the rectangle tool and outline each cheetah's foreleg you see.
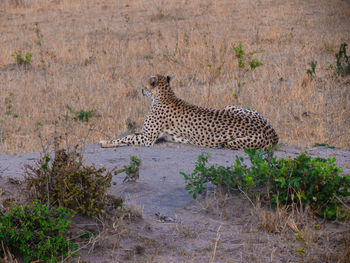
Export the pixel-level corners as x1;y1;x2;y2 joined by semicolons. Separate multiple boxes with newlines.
100;132;159;148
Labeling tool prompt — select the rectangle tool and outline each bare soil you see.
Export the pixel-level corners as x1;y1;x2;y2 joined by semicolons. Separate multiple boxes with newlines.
1;143;349;262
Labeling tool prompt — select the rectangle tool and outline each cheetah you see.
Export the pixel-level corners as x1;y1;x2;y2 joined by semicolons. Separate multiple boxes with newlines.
100;74;278;150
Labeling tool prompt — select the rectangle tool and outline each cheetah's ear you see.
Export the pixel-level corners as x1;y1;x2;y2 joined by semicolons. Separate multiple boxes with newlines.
150;76;157;87
166;75;171;84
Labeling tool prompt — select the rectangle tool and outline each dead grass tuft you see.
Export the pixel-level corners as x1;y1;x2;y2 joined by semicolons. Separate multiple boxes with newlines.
337;233;350;263
194;186;350;262
254;197;311;234
174;222;198;239
0;241;18;263
252;197;350;262
197;187;235;220
125;198;144;219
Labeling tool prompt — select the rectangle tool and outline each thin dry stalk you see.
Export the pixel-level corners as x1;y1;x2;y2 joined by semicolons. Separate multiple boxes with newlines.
83;211;130;254
210;224;222;263
127;199;144;218
197;187;234;219
0;241;18;263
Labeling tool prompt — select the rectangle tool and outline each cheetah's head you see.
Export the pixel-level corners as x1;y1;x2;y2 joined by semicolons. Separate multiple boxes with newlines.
141;75;172;104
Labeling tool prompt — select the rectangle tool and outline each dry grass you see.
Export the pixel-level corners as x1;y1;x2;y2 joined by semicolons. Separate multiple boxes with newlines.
125;197;144;219
190;185;350;263
197;187;235;220
0;0;349;153
174;221;198;239
0;241;18;263
251;198;350;263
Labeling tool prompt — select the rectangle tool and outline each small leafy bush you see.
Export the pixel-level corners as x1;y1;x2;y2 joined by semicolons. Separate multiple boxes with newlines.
233;42;263;71
1;92;19;146
25;147;121;216
181;154;251;199
3;92;19;119
116;156;141;183
0;201;76;262
11;50;32;65
335;43;350;76
233;42;246;69
249;58;263;70
232;42;262;90
182;150;350;219
64;104;101;123
306;60;317;77
252;151;349;219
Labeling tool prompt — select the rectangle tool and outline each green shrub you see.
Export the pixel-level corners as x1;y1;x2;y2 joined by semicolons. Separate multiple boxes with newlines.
335;43;350;76
116;156;141;183
1;92;19;147
0;201;76;262
232;42;263;92
306;60;317;77
11;50;32;65
25;147;121;217
64;104;101;123
248;150;349;219
249;58;263;70
233;42;263;71
181;154;251;199
182;150;350;219
233;42;246;69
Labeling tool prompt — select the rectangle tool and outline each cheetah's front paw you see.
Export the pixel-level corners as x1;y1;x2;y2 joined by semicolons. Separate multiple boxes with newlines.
99;140;115;148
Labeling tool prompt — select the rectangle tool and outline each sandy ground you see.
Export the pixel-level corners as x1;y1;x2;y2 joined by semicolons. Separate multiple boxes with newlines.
0;143;349;262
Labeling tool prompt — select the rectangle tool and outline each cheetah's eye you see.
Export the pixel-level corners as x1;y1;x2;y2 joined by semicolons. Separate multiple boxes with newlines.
150;76;157;87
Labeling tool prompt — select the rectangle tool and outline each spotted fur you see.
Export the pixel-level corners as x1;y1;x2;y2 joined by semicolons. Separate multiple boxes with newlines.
100;75;278;150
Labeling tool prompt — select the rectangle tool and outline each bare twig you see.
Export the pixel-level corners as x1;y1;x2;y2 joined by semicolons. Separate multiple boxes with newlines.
210;224;222;263
1;241;18;263
237;185;256;209
335;195;350;210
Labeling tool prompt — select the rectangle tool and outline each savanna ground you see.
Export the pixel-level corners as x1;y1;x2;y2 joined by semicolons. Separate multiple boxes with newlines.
0;0;350;262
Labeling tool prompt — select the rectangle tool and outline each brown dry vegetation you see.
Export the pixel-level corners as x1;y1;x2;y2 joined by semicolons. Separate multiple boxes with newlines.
0;0;349;153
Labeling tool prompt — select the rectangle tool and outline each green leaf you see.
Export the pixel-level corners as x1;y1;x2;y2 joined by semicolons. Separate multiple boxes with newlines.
275;177;286;188
249;59;262;69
